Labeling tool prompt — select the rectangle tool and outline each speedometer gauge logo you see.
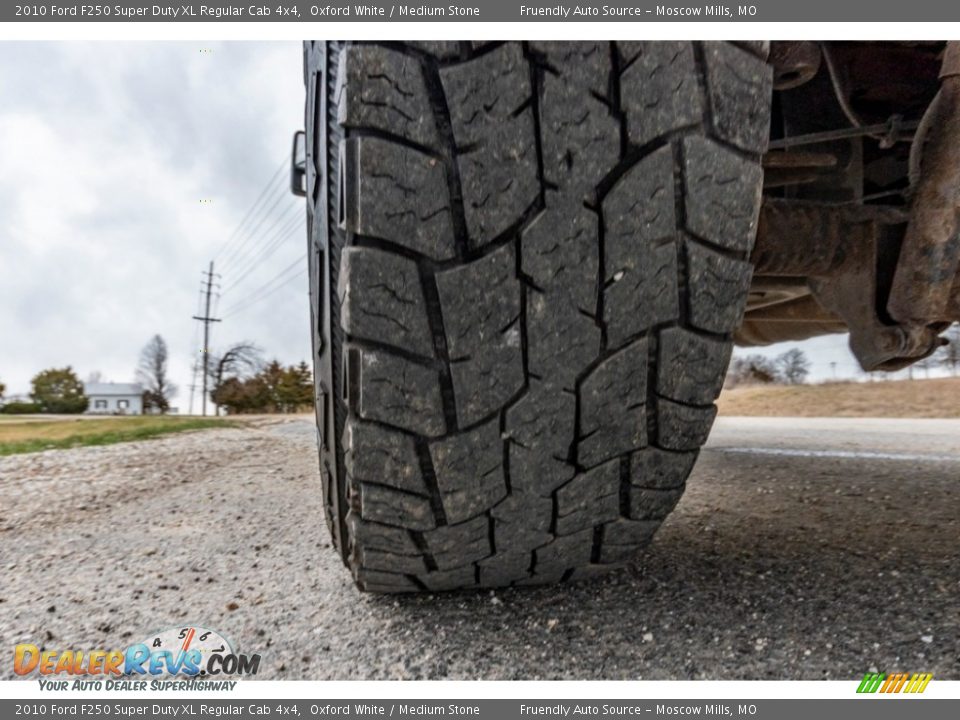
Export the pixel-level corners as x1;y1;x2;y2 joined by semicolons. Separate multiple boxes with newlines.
139;626;235;676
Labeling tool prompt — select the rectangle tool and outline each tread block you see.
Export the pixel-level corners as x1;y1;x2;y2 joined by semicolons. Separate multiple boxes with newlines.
657;399;717;451
437;244;525;426
521;203;598;312
516;569;568;586
604;145;676;247
683;136;763;253
344;420;426;494
603;146;680;346
686;240;753;335
457;109;540;248
419;566;477;591
604;244;679;348
347;515;422;556
430;416;507;524
422;515;492;569
539;72;619;196
505;381;576;495
440;43;531;146
616;42;644;70
731;41;770;60
478;551;532;587
630;447;698;490
527;289;601;388
432;541;490;571
337;45;439;148
555;459;620;535
407;41;462;59
491;491;553;553
360;483;436;531
533;527;593;574
621;42;702;147
657;327;732;405
602;517;660;546
356;569;420;593
629;486;684;521
343;136;456;261
356;349;446;437
578;339;648;468
449;344;525;428
437;243;520;356
359;547;429;574
529;41;611;96
703;42;773;155
509;446;575;498
338;247;434;357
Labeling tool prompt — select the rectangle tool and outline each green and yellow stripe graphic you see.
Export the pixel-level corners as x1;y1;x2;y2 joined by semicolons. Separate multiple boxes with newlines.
857;672;933;694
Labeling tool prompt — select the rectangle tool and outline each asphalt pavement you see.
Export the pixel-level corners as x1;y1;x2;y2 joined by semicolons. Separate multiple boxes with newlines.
1;415;957;680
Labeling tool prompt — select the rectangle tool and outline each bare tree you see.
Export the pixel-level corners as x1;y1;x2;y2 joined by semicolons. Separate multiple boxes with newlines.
208;342;262;416
725;354;781;387
914;353;937;379
136;335;177;413
86;370;103;384
776;348;811;385
940;324;960;376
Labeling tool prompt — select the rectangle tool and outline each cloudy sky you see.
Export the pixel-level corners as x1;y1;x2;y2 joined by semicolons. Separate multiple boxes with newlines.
0;41;878;412
0;42;309;411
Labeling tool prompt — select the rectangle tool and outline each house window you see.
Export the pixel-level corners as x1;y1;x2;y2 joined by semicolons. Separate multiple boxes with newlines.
117;399;129;410
94;399;107;409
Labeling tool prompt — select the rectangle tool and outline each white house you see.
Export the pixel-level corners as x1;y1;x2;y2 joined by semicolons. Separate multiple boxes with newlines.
84;382;144;415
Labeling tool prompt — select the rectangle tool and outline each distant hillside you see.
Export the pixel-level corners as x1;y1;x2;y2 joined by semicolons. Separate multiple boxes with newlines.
717;377;960;418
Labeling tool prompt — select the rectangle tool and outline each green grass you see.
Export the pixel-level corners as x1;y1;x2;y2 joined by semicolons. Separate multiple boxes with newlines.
0;416;239;456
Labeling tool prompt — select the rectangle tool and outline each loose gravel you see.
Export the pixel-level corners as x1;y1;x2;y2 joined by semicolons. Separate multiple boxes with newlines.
1;416;957;680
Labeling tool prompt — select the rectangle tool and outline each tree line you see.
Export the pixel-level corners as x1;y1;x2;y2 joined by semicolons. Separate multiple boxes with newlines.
0;335;314;415
725;348;813;387
726;325;960;387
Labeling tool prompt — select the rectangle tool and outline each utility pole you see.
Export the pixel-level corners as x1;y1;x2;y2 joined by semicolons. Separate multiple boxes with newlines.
187;358;198;415
192;261;221;416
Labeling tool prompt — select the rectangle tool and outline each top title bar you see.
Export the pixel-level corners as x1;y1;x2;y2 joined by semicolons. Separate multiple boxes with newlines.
6;1;960;22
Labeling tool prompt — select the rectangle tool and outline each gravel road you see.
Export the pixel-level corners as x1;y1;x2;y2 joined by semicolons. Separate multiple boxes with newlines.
1;415;957;680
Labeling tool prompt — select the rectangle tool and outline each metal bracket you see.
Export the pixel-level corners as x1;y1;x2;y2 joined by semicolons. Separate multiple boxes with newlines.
290;130;307;197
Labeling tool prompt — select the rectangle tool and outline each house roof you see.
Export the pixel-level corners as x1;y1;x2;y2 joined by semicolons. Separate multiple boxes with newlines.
84;382;143;396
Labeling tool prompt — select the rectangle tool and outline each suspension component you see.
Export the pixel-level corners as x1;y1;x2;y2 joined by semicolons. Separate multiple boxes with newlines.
888;41;960;330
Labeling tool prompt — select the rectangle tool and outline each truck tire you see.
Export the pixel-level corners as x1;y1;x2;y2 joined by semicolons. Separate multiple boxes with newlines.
303;41;772;592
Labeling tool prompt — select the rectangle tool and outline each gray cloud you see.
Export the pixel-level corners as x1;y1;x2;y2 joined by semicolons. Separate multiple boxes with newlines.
0;41;871;407
0;42;309;410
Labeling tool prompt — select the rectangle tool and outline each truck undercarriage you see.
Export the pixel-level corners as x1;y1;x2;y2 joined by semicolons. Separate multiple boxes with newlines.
745;41;960;371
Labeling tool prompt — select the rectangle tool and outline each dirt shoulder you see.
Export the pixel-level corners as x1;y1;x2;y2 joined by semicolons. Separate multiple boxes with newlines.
2;416;957;680
718;376;960;418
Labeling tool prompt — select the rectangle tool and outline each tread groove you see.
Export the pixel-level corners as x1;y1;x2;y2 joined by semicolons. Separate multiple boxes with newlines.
414;437;449;527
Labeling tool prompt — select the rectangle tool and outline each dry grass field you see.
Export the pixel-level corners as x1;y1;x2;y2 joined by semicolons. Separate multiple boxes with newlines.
718;376;960;418
0;415;238;456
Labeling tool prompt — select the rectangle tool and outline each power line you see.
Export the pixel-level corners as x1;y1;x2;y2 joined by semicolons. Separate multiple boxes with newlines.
221;203;303;286
219;185;295;275
213;155;289;265
221;254;306;316
221;212;305;295
220;254;307;318
222;267;308;319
